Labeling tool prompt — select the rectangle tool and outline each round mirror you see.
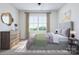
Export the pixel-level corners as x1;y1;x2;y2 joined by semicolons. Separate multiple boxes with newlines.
1;12;13;26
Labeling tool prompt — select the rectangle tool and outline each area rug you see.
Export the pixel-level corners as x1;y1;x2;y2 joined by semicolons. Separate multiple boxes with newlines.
14;40;71;55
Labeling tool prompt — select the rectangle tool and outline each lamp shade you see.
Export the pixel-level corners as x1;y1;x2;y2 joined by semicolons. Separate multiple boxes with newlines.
70;30;76;34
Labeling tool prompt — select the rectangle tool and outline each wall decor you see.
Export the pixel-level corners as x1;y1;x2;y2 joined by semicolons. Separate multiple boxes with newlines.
1;12;13;26
64;10;71;20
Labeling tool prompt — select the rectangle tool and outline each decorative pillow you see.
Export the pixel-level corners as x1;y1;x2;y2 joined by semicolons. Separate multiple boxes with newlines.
60;28;70;37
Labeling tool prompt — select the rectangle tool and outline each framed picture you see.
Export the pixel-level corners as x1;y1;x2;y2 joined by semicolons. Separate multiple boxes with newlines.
64;10;71;20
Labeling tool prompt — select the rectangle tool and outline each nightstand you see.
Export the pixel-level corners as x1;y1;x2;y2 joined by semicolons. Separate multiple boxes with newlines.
68;37;78;54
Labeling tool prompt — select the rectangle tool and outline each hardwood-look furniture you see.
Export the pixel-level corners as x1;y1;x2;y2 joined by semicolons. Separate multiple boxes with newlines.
68;37;78;54
76;41;79;54
0;31;20;49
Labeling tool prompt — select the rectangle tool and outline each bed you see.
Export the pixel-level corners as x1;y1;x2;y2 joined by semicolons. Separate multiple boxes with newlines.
26;21;71;50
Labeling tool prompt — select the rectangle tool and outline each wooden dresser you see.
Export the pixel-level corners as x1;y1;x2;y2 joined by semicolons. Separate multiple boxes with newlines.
0;31;20;49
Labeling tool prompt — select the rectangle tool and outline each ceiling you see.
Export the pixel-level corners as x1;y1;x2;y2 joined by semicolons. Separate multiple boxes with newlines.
11;3;65;11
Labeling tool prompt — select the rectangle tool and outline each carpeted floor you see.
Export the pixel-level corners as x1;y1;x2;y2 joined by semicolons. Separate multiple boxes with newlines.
0;40;71;55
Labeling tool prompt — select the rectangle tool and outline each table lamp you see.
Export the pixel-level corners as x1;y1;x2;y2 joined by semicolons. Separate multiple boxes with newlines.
70;30;76;38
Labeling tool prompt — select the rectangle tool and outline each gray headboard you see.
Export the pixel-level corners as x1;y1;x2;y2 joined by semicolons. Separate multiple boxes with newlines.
58;21;73;37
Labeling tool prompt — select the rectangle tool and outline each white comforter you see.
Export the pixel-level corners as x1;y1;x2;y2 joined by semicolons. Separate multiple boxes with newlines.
48;32;68;43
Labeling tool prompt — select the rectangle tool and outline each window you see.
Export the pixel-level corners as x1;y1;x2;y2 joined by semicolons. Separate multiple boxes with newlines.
29;13;47;33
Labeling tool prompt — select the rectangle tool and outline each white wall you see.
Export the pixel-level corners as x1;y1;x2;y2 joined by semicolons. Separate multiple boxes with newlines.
19;11;26;39
50;11;58;33
0;3;19;31
58;3;79;39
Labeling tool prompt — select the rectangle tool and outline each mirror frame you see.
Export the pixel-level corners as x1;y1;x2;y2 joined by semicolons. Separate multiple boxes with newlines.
1;12;13;26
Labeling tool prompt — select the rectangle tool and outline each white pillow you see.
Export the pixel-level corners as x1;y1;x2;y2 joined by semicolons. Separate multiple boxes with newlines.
53;34;59;43
56;34;68;42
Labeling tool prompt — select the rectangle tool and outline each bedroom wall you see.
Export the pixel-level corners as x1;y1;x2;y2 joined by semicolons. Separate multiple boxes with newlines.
0;3;19;31
50;11;58;33
58;3;79;39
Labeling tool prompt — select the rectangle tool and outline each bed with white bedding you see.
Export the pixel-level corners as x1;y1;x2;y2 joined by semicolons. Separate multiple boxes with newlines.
26;32;69;50
26;21;71;50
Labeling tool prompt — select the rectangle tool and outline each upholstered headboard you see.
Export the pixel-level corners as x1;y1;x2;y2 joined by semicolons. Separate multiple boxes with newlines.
58;21;73;37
